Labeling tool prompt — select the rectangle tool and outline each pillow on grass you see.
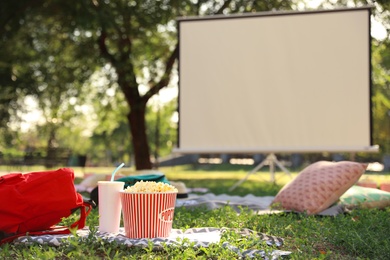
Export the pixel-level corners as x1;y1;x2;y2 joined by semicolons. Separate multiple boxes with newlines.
338;185;390;209
271;161;367;215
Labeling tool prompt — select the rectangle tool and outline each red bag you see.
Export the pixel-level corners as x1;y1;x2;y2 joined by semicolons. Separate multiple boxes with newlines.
0;168;92;244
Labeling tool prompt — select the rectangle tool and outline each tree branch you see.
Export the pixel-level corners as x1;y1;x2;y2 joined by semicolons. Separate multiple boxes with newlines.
143;43;179;102
215;0;233;15
97;30;117;64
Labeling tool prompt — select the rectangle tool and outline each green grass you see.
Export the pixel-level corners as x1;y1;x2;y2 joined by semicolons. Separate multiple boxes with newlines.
1;164;390;259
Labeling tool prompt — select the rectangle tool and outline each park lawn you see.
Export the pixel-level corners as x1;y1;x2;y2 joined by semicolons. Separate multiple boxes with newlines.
1;164;390;259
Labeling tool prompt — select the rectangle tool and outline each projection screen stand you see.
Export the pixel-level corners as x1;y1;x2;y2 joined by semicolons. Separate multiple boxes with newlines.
229;153;292;191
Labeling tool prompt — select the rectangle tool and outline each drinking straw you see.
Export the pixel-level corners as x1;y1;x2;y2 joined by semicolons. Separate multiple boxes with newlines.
110;163;125;182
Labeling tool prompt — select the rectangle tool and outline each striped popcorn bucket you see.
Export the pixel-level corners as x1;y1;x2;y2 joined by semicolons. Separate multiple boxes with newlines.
120;191;177;238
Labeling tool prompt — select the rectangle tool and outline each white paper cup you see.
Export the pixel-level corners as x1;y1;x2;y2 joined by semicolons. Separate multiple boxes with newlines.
98;181;125;233
120;191;177;238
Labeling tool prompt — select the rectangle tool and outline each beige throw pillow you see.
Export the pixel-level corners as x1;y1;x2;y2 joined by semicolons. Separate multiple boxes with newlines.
271;161;367;215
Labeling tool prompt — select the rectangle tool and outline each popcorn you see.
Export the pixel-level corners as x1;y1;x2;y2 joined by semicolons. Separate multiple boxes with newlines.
124;181;178;193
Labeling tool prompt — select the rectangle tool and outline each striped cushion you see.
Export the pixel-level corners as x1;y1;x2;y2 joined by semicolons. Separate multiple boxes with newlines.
339;185;390;209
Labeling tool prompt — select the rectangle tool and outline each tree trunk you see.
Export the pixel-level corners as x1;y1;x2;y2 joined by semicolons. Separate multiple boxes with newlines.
127;105;152;170
44;128;57;168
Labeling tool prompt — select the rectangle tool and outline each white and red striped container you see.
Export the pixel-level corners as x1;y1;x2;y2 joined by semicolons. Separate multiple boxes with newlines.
120;191;177;238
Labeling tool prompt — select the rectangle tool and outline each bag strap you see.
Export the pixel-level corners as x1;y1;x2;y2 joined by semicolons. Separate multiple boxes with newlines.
0;202;92;244
45;200;93;233
70;201;92;230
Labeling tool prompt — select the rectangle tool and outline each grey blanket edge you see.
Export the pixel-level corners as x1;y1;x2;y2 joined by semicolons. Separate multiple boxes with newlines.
177;196;346;216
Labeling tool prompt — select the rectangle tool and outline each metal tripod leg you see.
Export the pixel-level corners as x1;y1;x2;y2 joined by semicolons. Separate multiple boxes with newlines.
229;153;292;191
228;157;269;191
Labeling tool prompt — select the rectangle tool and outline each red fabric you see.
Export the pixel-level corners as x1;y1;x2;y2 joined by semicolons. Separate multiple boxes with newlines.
0;168;91;244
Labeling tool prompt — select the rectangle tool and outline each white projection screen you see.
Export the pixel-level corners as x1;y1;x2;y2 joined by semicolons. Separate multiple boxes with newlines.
176;7;377;154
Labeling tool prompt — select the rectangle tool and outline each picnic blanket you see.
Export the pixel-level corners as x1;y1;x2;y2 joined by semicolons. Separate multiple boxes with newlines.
176;193;345;216
13;227;291;259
